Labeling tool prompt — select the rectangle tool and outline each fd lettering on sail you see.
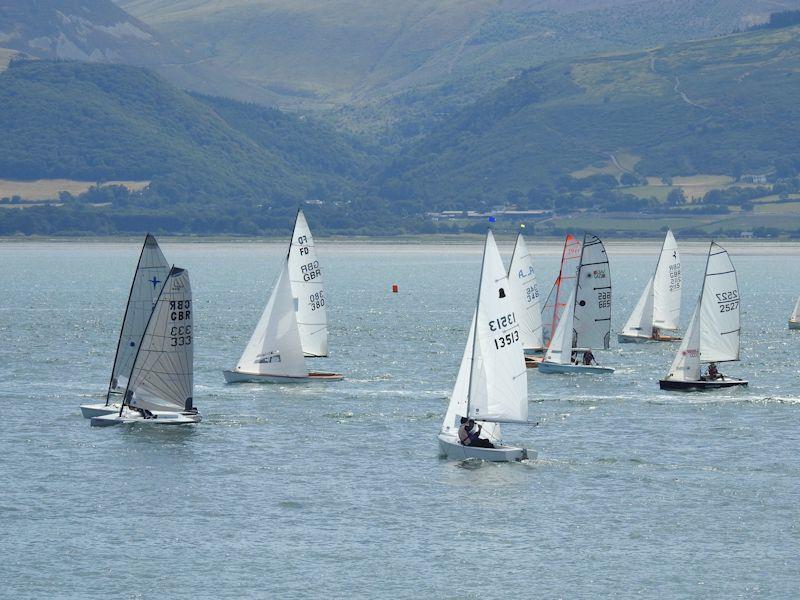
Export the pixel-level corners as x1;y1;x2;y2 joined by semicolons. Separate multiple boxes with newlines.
300;260;321;282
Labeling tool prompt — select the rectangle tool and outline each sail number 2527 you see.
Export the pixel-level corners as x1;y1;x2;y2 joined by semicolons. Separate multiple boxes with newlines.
716;290;739;312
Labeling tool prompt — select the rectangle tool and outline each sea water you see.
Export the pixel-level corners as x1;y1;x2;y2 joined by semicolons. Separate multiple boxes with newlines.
0;240;798;598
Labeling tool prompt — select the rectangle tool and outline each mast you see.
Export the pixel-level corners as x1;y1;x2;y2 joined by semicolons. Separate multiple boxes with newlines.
104;235;149;405
697;241;714;365
466;231;490;418
118;267;173;416
548;235;570;346
507;233;521;278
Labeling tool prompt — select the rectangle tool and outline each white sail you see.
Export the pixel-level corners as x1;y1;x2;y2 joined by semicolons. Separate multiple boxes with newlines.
543;287;577;365
620;276;654;339
699;242;740;363
127;267;193;412
653;229;682;330
288;210;328;357
792;296;800;322
441;231;528;435
236;261;308;377
110;234;170;391
665;302;701;381
507;233;544;351
541;234;582;346
573;233;611;350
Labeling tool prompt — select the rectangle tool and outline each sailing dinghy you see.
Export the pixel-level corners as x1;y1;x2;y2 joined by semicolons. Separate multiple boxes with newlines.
507;233;544;368
619;229;682;342
80;234;170;418
438;230;535;462
789;296;800;329
541;234;582;348
223;252;343;383
92;266;201;425
289;210;329;357
659;242;747;391
539;233;614;374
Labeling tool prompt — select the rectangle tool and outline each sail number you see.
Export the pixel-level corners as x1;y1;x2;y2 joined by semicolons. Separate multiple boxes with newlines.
494;329;520;349
300;260;322;282
669;264;681;292
170;325;192;346
489;313;520;349
309;291;325;311
716;290;739;312
598;290;611;309
525;284;539;303
488;313;516;331
169;300;191;346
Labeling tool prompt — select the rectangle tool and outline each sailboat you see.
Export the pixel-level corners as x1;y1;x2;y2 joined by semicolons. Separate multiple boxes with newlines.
438;230;534;462
507;233;544;367
80;234;170;418
659;242;747;390
789;296;800;329
541;233;582;347
223;240;343;383
288;210;329;357
92;266;201;425
619;229;682;342
539;233;614;374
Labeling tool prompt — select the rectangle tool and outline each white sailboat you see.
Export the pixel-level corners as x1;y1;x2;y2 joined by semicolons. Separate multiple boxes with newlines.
80;234;170;418
507;233;544;367
438;230;534;462
539;233;614;374
619;229;682;342
659;242;747;390
223;254;343;383
541;233;582;347
789;296;800;329
92;266;201;425
288;210;329;357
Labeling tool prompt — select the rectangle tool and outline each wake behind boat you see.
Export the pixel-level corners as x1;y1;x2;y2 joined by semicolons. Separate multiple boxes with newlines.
619;229;682;343
80;234;170;419
438;230;535;462
659;242;747;391
91;266;201;426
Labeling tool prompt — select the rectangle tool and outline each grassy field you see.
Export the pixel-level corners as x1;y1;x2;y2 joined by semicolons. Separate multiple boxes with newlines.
0;179;150;201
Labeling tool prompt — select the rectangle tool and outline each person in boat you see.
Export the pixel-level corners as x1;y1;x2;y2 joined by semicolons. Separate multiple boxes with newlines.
458;418;496;449
571;351;579;364
706;362;722;380
582;349;597;366
652;327;661;340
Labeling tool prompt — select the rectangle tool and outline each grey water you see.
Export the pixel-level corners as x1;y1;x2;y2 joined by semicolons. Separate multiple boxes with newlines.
1;240;799;599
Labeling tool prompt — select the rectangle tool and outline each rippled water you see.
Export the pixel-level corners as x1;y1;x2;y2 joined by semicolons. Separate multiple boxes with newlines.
1;239;799;598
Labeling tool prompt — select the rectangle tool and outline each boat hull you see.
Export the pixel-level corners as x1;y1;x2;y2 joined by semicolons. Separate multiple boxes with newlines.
222;369;344;384
618;333;682;343
524;355;543;369
659;377;748;391
437;433;533;462
91;410;201;426
79;402;121;419
789;320;800;330
538;362;615;375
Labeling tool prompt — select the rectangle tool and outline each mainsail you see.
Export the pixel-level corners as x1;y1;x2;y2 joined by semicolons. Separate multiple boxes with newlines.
573;233;611;350
126;266;193;413
507;233;544;351
541;234;582;346
108;234;170;396
441;231;528;438
664;242;740;382
792;296;800;322
235;261;308;378
652;229;681;330
288;210;328;357
543;287;577;365
620;277;655;339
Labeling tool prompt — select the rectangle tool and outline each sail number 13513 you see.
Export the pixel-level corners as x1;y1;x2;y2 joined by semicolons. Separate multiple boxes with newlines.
489;313;519;349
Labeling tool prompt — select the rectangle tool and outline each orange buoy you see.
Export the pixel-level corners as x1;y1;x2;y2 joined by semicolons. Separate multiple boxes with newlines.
392;284;399;293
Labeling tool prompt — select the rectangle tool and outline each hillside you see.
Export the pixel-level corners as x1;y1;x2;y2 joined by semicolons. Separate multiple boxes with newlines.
0;58;374;206
384;23;800;209
116;0;800;125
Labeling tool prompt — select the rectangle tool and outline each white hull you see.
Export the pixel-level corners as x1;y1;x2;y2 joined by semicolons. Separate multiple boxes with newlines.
538;361;615;375
91;408;201;426
789;320;800;330
617;333;650;343
222;369;343;384
437;433;532;462
80;402;121;419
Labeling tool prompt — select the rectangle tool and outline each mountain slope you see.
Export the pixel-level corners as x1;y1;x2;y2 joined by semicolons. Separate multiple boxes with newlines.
383;23;800;208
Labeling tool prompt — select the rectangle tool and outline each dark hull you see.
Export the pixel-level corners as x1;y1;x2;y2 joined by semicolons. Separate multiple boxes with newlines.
659;378;748;391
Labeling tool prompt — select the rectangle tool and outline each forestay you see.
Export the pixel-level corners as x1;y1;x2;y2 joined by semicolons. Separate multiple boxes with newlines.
507;233;544;351
653;229;681;330
127;267;193;413
236;262;307;377
440;231;527;437
544;287;577;365
573;233;611;350
288;210;328;357
541;234;582;345
109;234;170;392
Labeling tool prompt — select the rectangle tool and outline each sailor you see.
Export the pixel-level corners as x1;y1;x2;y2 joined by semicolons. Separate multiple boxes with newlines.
582;349;596;366
707;362;721;380
465;418;496;449
457;417;471;445
652;327;661;340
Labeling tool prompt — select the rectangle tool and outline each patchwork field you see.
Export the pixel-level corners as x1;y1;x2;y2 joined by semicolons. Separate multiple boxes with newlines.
0;179;150;202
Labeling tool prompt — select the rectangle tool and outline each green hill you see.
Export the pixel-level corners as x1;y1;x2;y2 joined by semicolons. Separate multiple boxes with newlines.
385;23;800;208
